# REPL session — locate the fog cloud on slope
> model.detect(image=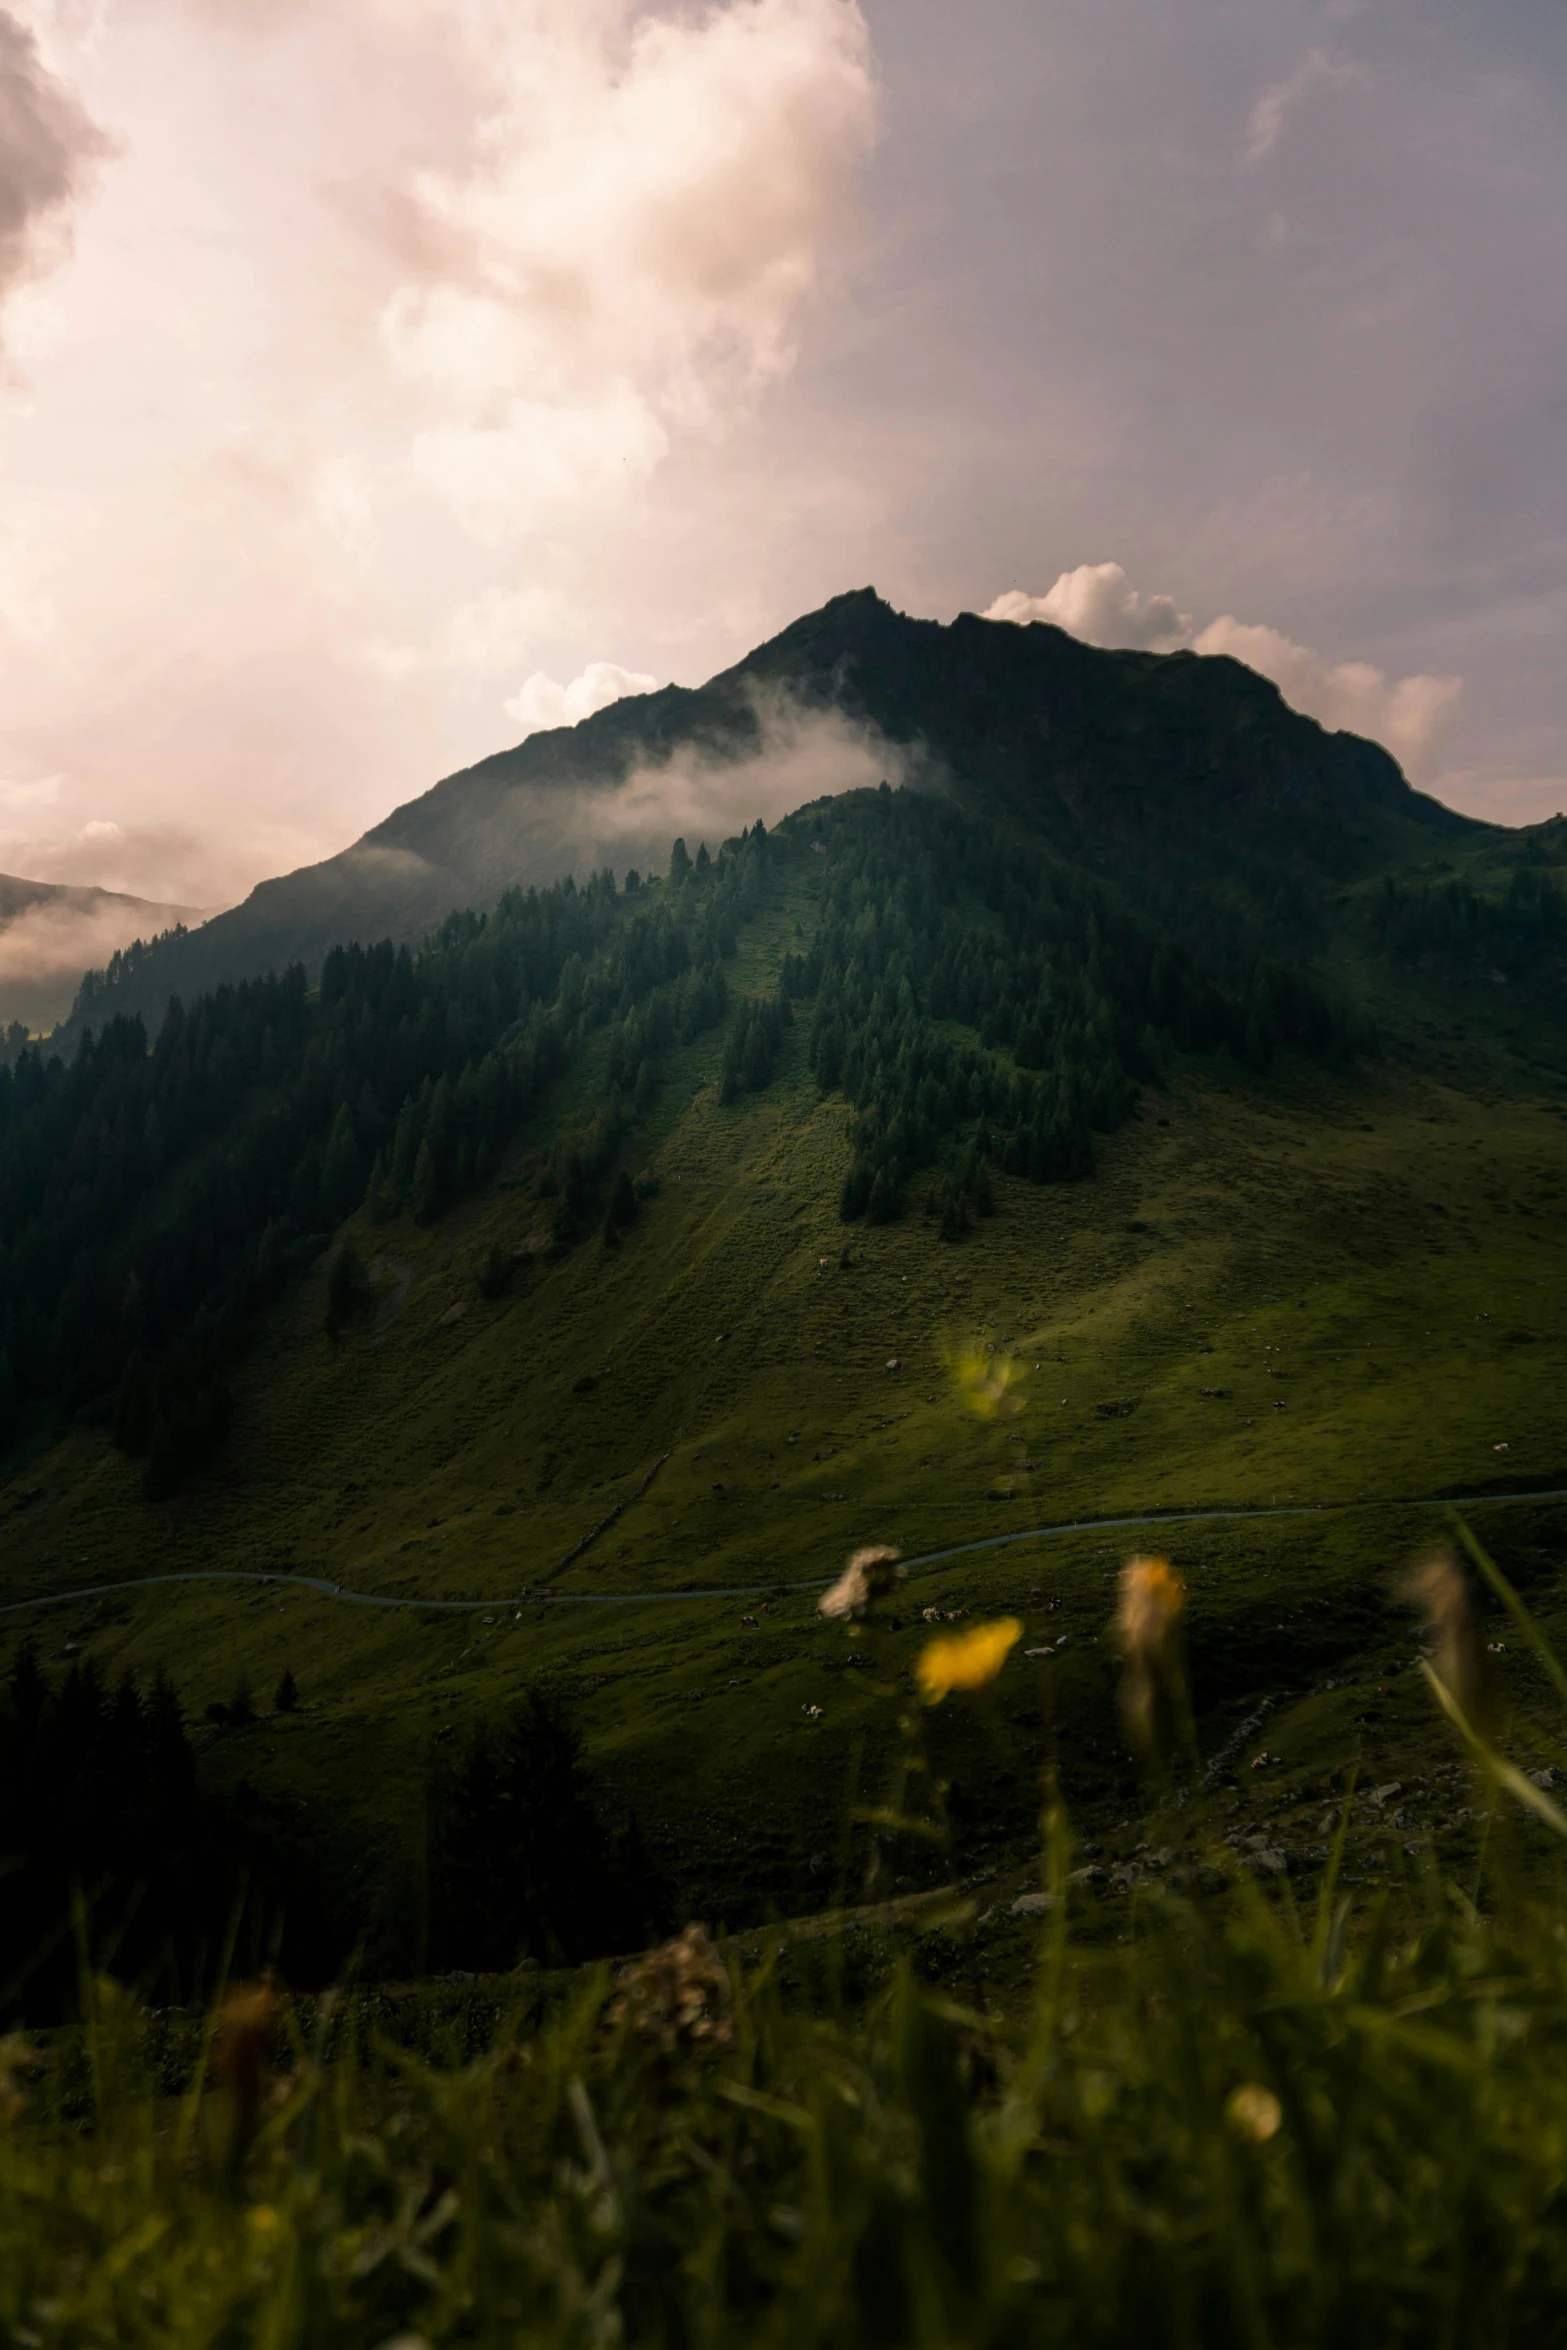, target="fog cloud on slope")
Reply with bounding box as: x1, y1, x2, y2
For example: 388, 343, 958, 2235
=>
386, 687, 915, 920
0, 885, 205, 1031
569, 692, 909, 869
987, 562, 1462, 783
